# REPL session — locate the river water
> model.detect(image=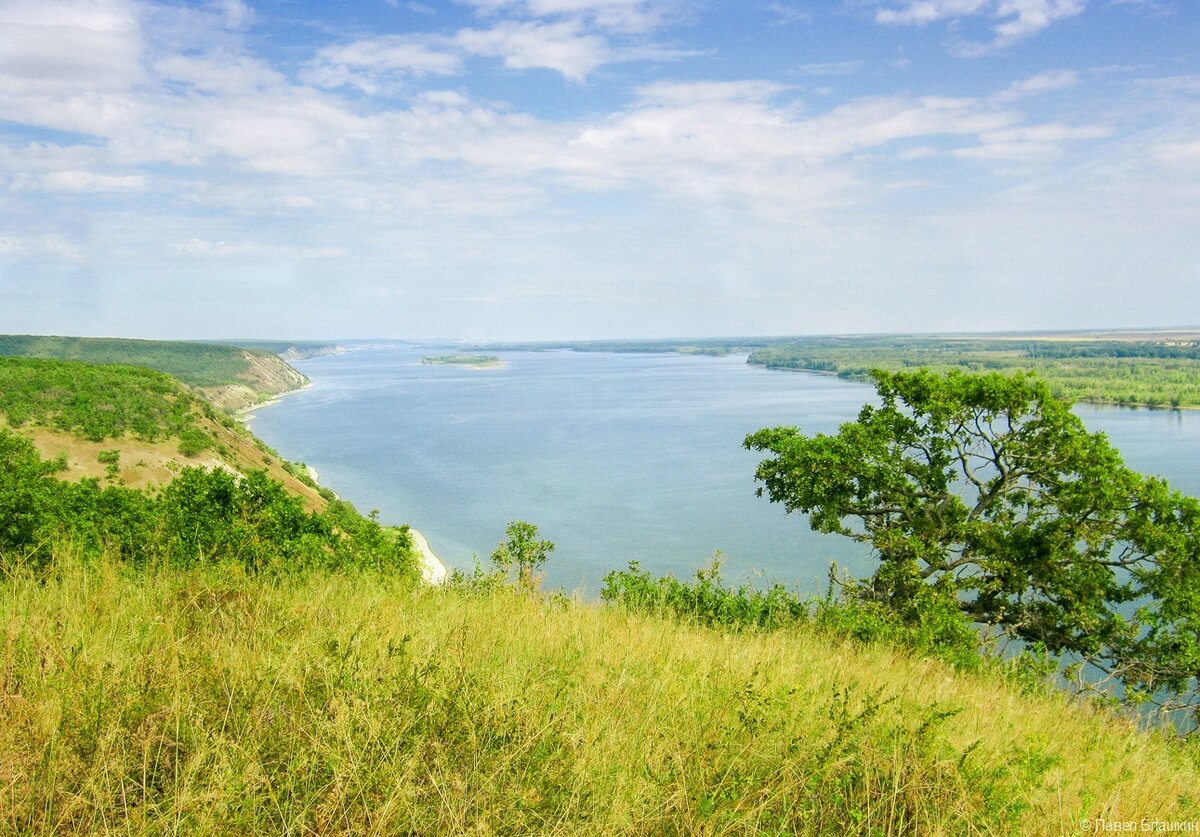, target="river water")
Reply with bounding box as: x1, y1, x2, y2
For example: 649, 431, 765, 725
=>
247, 346, 1200, 594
